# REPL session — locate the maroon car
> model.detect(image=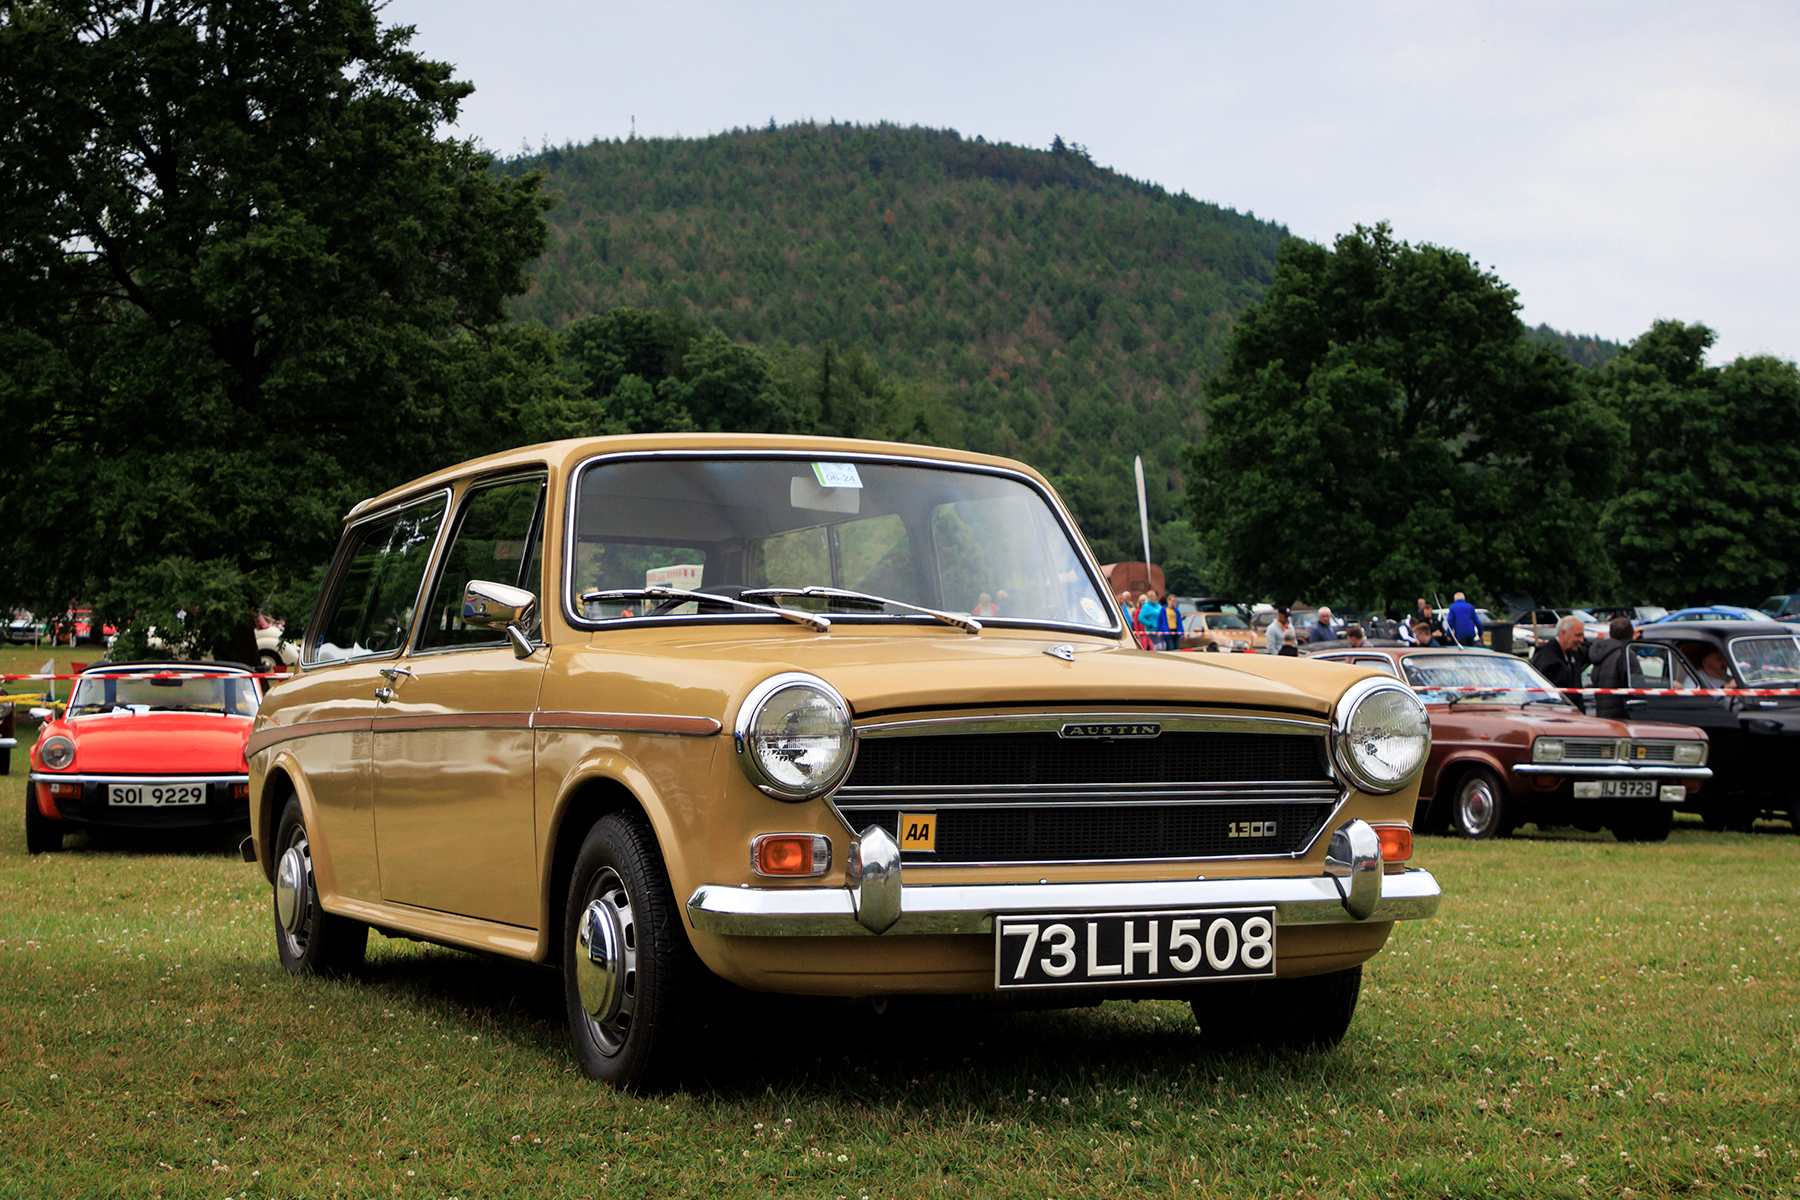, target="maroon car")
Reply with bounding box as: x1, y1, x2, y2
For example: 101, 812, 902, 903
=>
1305, 646, 1710, 841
